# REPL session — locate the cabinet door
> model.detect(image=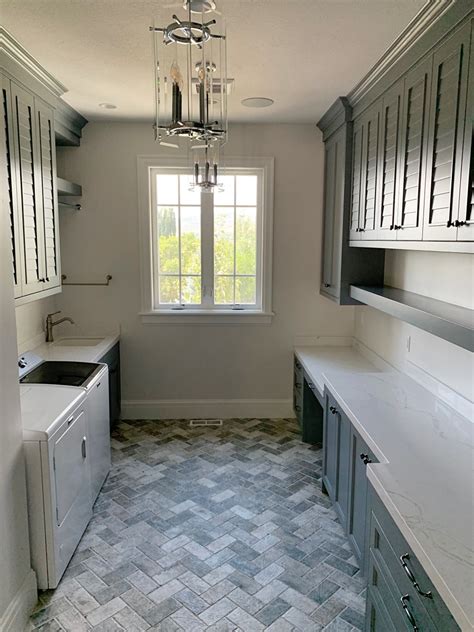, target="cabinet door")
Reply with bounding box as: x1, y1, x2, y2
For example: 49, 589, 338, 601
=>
36, 99, 61, 288
350, 120, 364, 240
87, 372, 111, 501
359, 103, 380, 238
321, 127, 344, 299
2, 78, 24, 297
322, 393, 340, 501
11, 81, 46, 294
423, 22, 471, 241
375, 81, 403, 240
395, 57, 431, 240
347, 429, 375, 573
457, 23, 473, 241
334, 409, 350, 530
